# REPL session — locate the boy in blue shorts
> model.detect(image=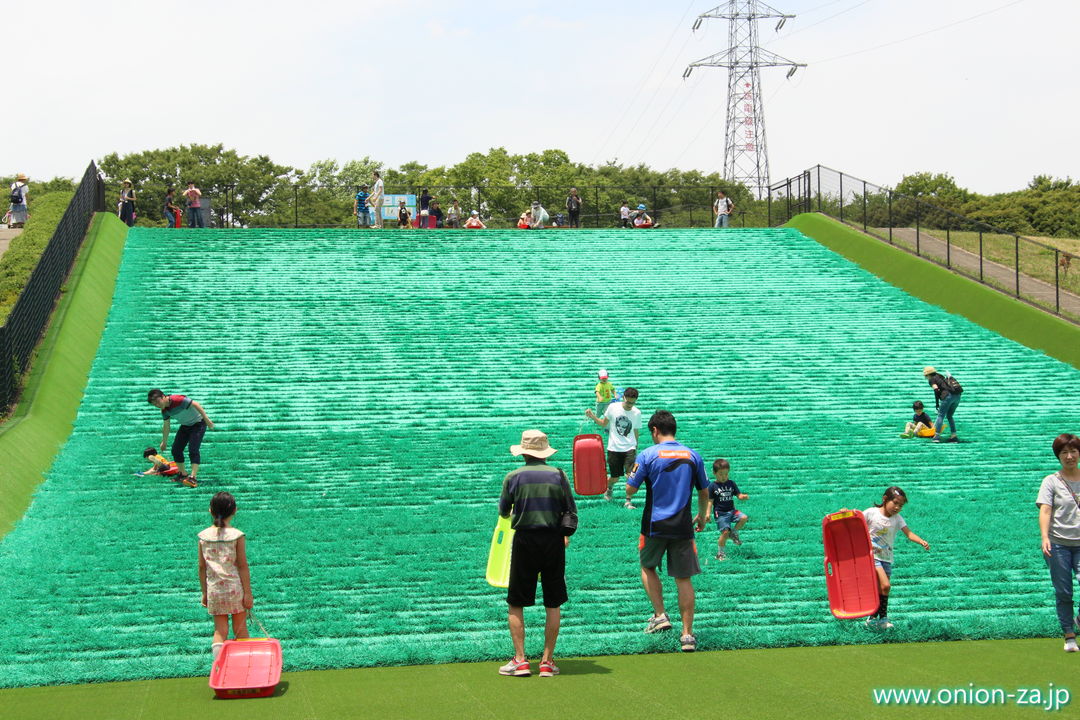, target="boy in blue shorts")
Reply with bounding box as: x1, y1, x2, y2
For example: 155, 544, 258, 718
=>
702, 458, 749, 561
